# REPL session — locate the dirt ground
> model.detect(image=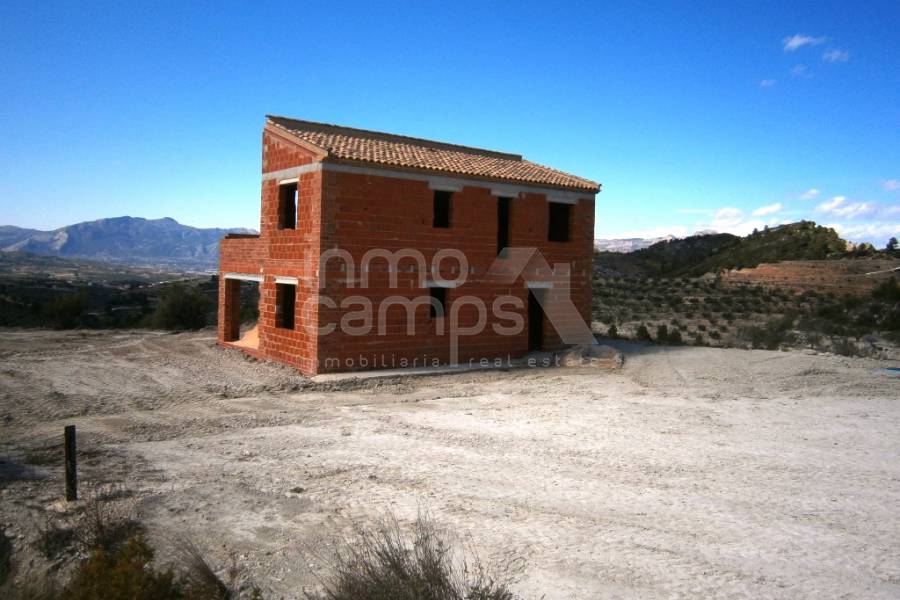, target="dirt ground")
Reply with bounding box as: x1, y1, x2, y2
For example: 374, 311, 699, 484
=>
1, 329, 899, 599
